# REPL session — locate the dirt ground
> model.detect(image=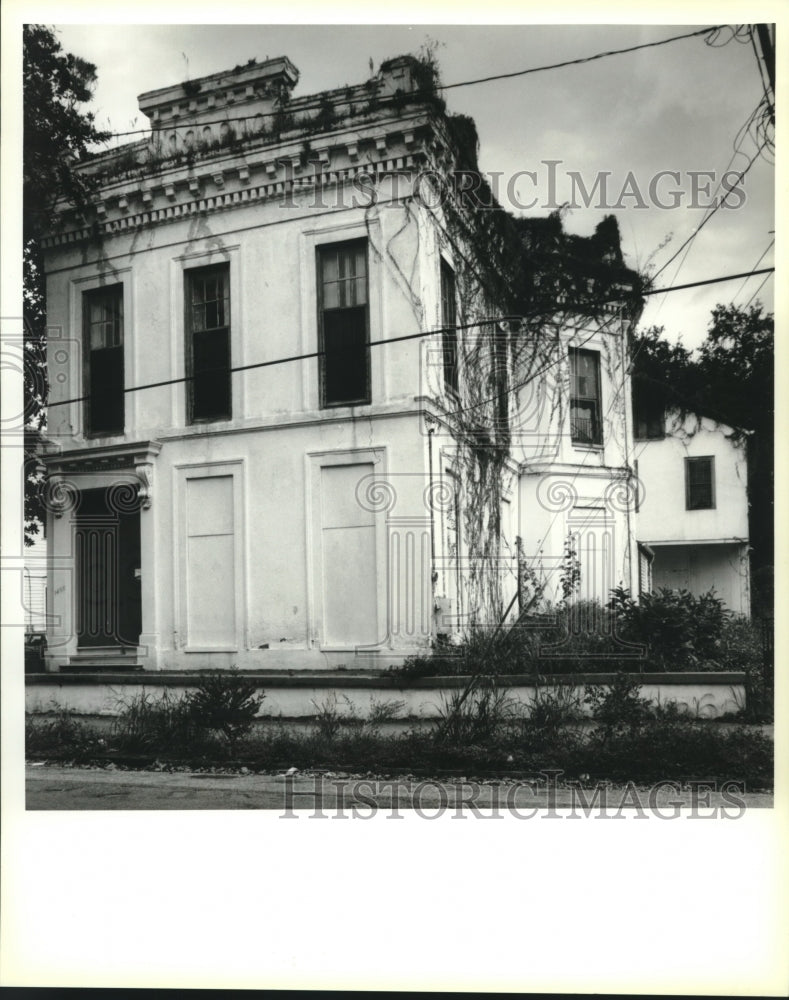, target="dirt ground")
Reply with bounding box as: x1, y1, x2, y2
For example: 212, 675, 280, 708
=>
25, 763, 773, 812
